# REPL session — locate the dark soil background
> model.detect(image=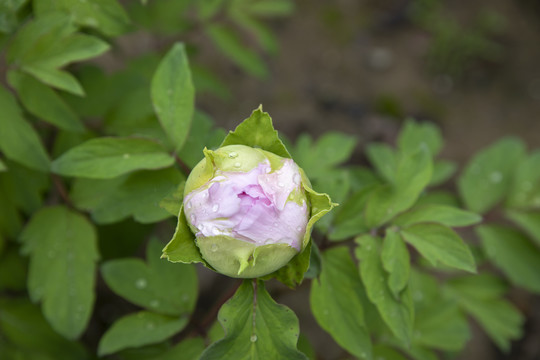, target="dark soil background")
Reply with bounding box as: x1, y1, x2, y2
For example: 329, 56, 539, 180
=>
189, 1, 540, 359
